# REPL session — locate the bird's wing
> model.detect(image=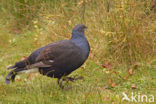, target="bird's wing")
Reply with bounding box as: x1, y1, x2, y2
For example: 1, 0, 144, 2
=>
30, 40, 82, 68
